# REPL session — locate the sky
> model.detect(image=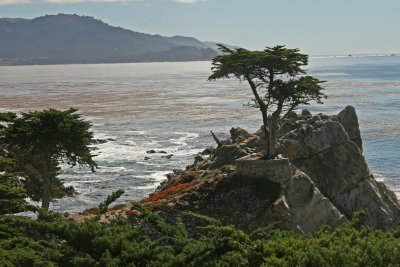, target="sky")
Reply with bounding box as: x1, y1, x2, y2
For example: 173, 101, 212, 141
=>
0, 0, 399, 55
